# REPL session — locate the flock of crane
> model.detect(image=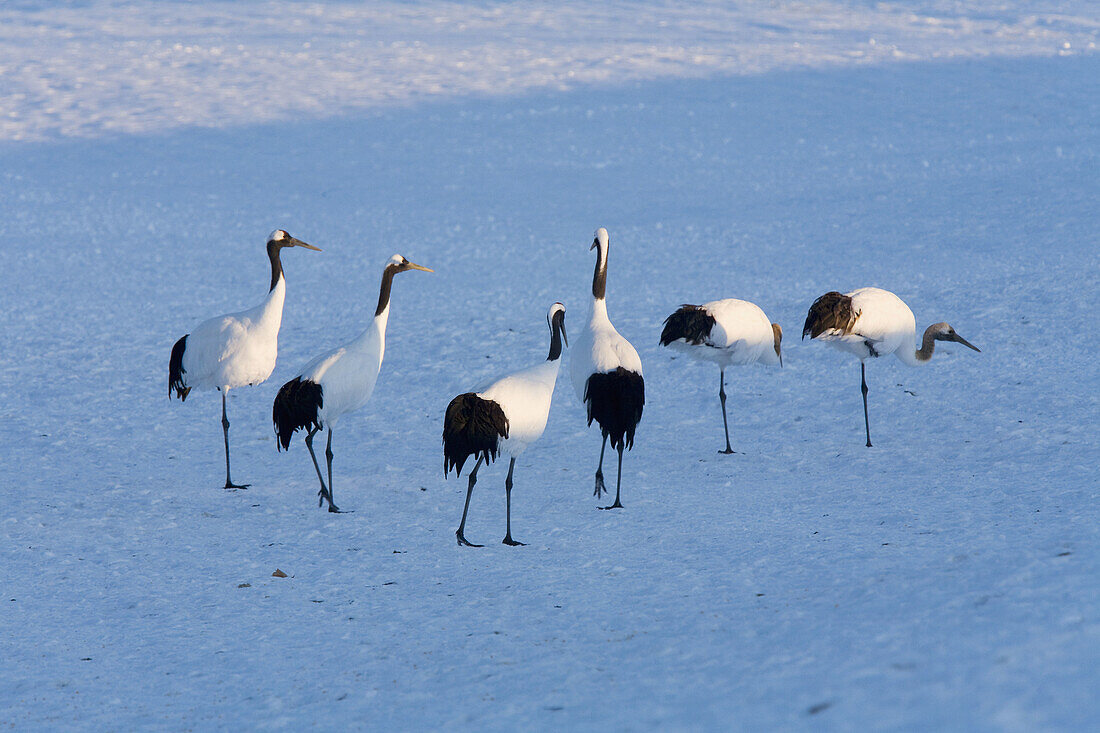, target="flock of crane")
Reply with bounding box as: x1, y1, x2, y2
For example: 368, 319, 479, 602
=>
168, 227, 980, 546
